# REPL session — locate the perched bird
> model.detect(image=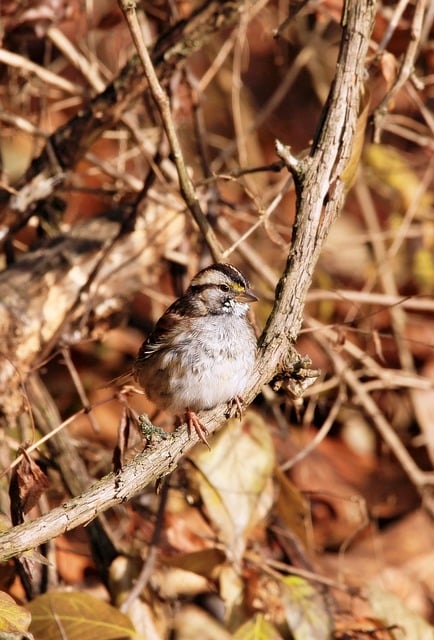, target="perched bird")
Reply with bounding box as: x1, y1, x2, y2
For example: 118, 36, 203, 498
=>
133, 263, 257, 446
